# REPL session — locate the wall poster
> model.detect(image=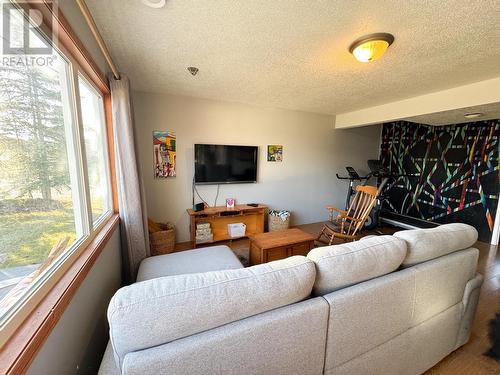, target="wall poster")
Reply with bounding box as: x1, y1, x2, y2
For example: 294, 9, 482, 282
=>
267, 145, 283, 162
153, 130, 176, 178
